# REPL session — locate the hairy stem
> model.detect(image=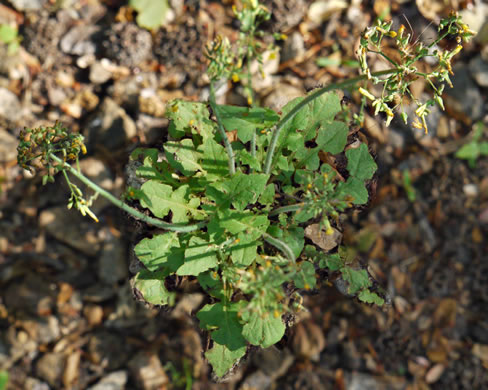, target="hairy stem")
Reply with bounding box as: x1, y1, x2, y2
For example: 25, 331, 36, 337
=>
263, 68, 401, 175
209, 82, 236, 175
263, 233, 296, 263
50, 155, 205, 233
